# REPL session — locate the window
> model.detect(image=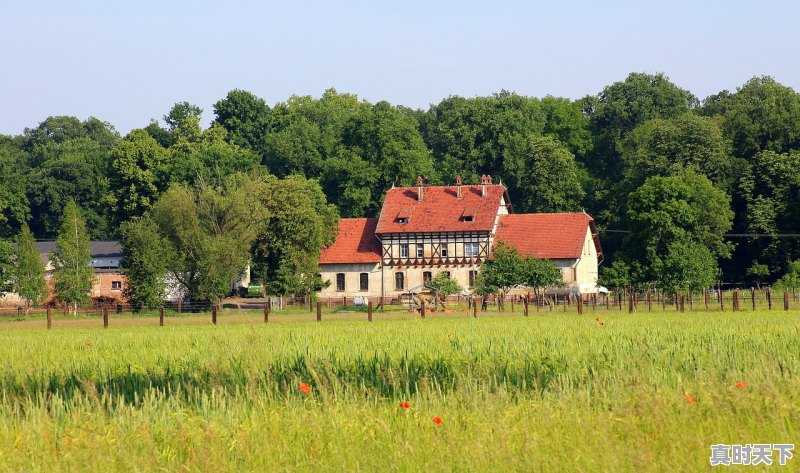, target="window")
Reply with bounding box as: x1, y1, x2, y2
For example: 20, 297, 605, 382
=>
423, 271, 432, 284
399, 244, 409, 258
461, 215, 474, 222
397, 217, 408, 224
111, 281, 122, 290
469, 270, 477, 288
359, 273, 369, 291
464, 242, 479, 257
416, 244, 424, 258
336, 273, 345, 291
395, 272, 405, 290
440, 246, 448, 258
